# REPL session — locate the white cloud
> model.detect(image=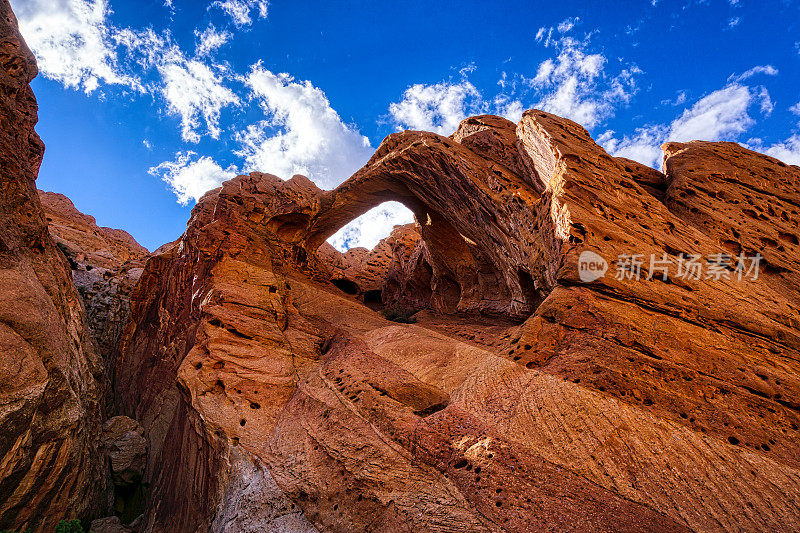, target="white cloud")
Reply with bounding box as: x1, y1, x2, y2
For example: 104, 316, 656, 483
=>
526, 26, 641, 129
557, 17, 579, 33
668, 84, 756, 141
328, 202, 415, 252
114, 27, 240, 143
148, 151, 238, 205
661, 90, 687, 106
388, 79, 484, 134
195, 24, 232, 57
731, 64, 778, 82
530, 44, 640, 128
210, 0, 268, 27
17, 2, 241, 143
235, 64, 373, 189
760, 135, 800, 166
601, 83, 770, 167
493, 94, 525, 122
158, 59, 239, 143
598, 126, 667, 168
727, 17, 740, 28
13, 0, 138, 93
